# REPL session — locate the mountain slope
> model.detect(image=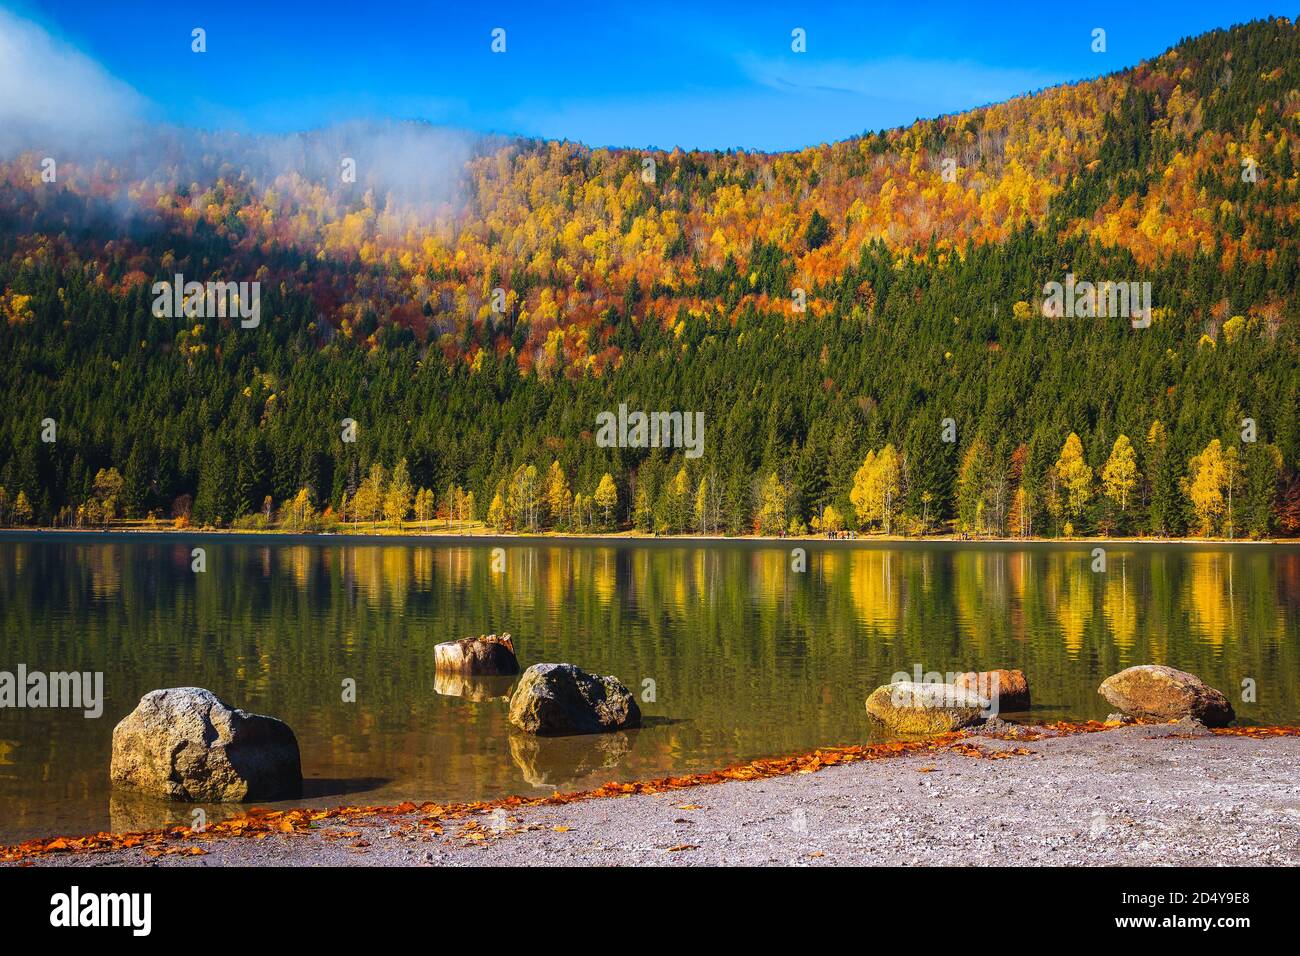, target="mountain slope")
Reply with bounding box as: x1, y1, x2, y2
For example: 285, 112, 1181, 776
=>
0, 18, 1297, 536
